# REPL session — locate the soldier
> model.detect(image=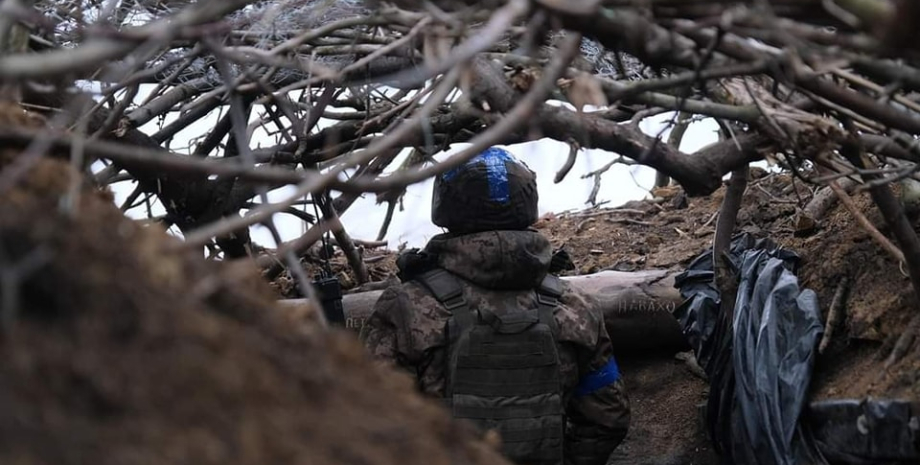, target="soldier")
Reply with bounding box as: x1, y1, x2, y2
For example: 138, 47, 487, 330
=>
360, 147, 630, 465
